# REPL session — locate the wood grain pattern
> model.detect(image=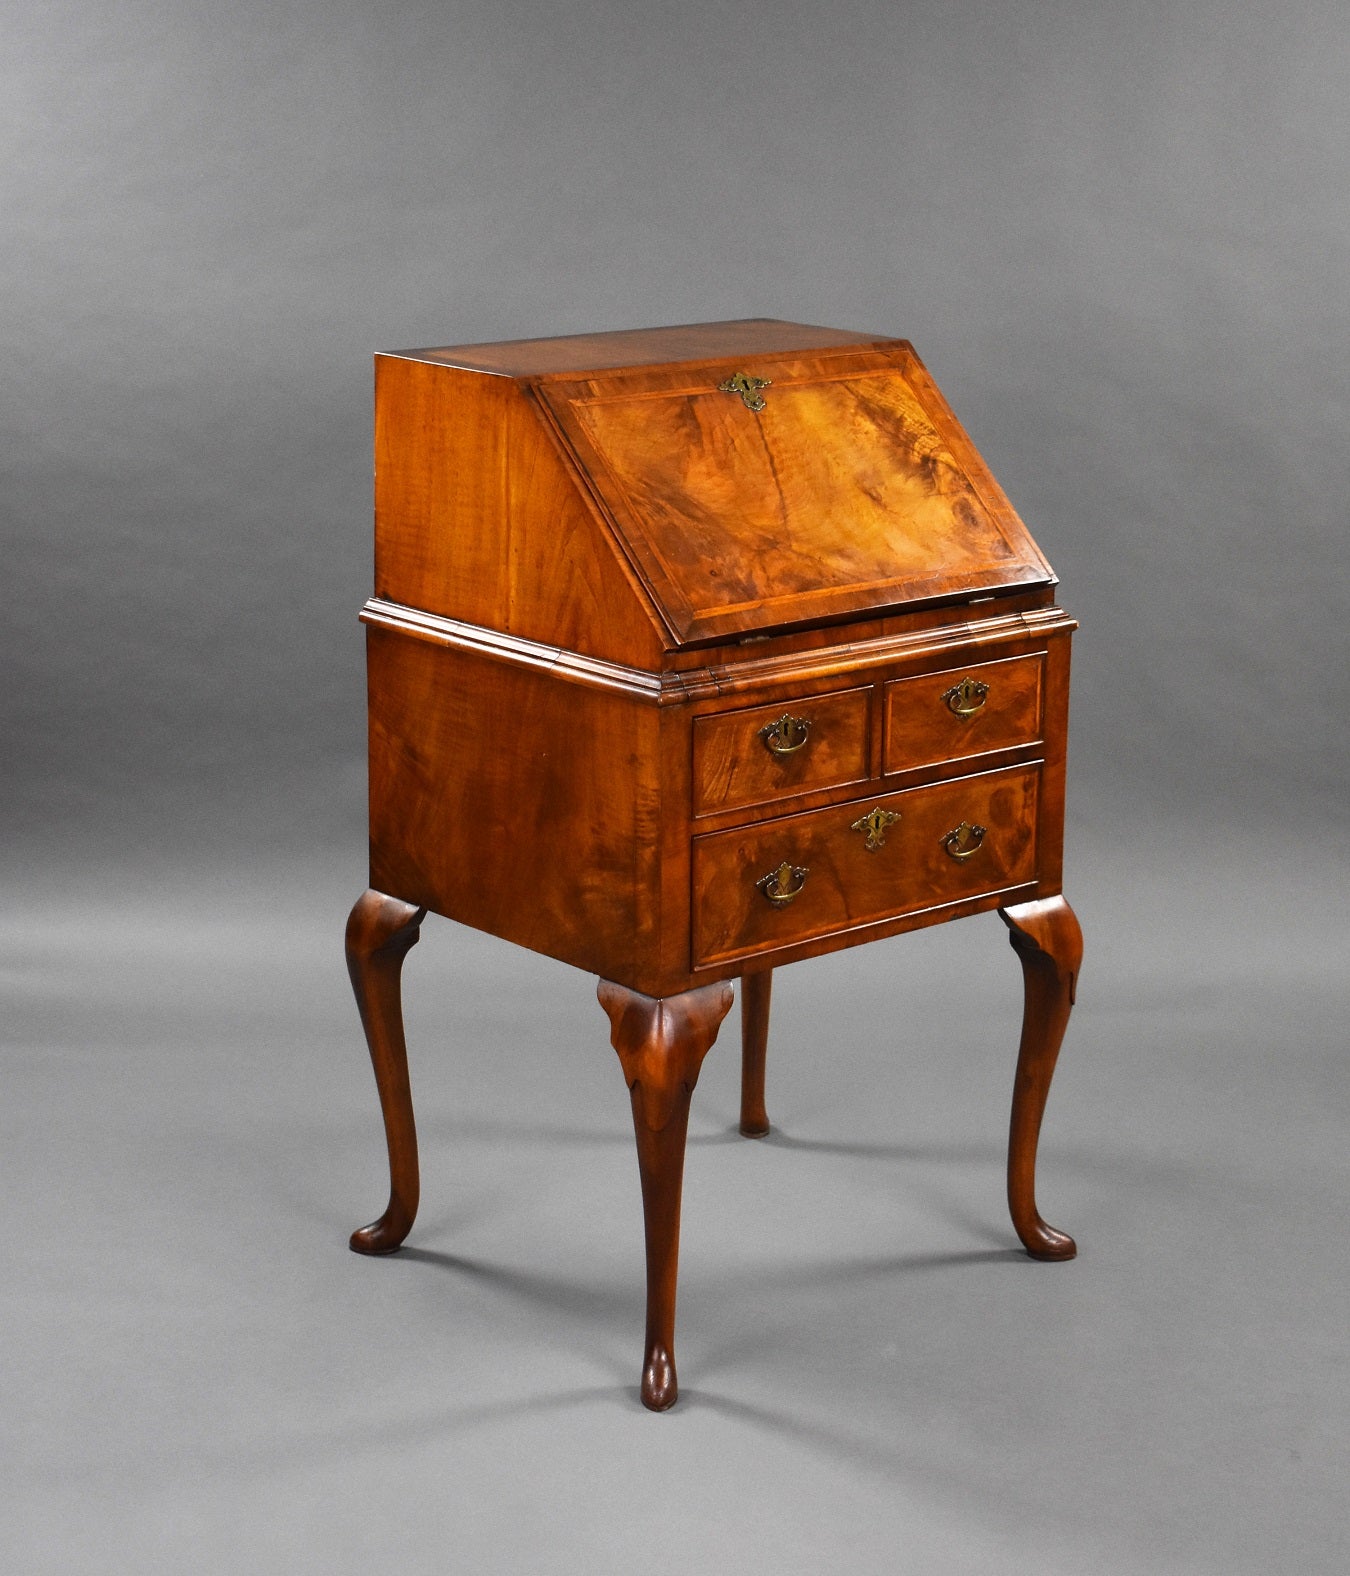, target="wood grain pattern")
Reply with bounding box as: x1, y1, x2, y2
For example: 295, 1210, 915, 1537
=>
1000, 896, 1083, 1260
374, 356, 667, 667
541, 351, 1054, 643
883, 653, 1044, 775
667, 604, 1074, 697
345, 889, 426, 1255
363, 616, 1070, 997
361, 592, 1074, 708
692, 686, 870, 816
405, 318, 891, 377
598, 978, 735, 1410
691, 764, 1040, 969
1033, 632, 1073, 895
366, 626, 662, 984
